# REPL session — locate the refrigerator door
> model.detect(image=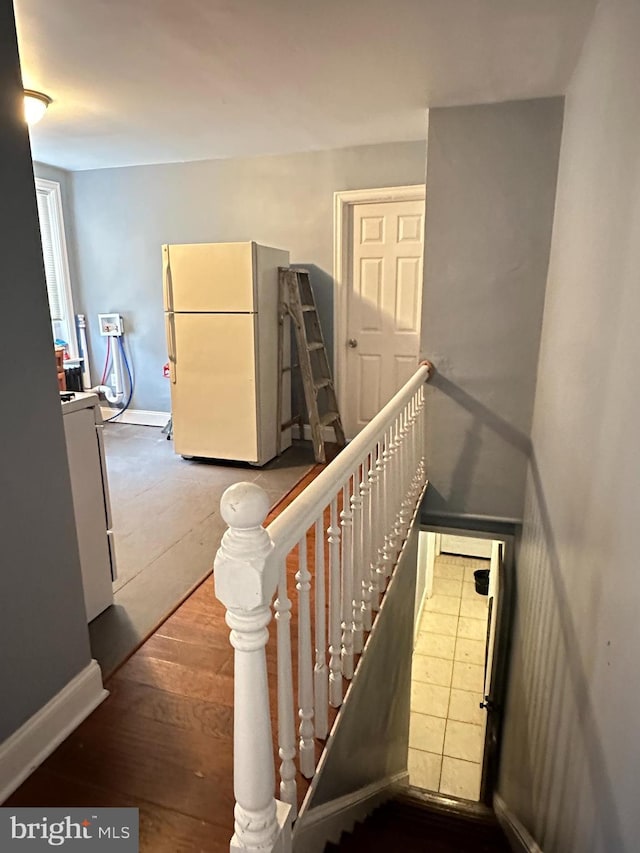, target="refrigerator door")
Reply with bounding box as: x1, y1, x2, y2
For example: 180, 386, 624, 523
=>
163, 242, 256, 313
170, 312, 259, 461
